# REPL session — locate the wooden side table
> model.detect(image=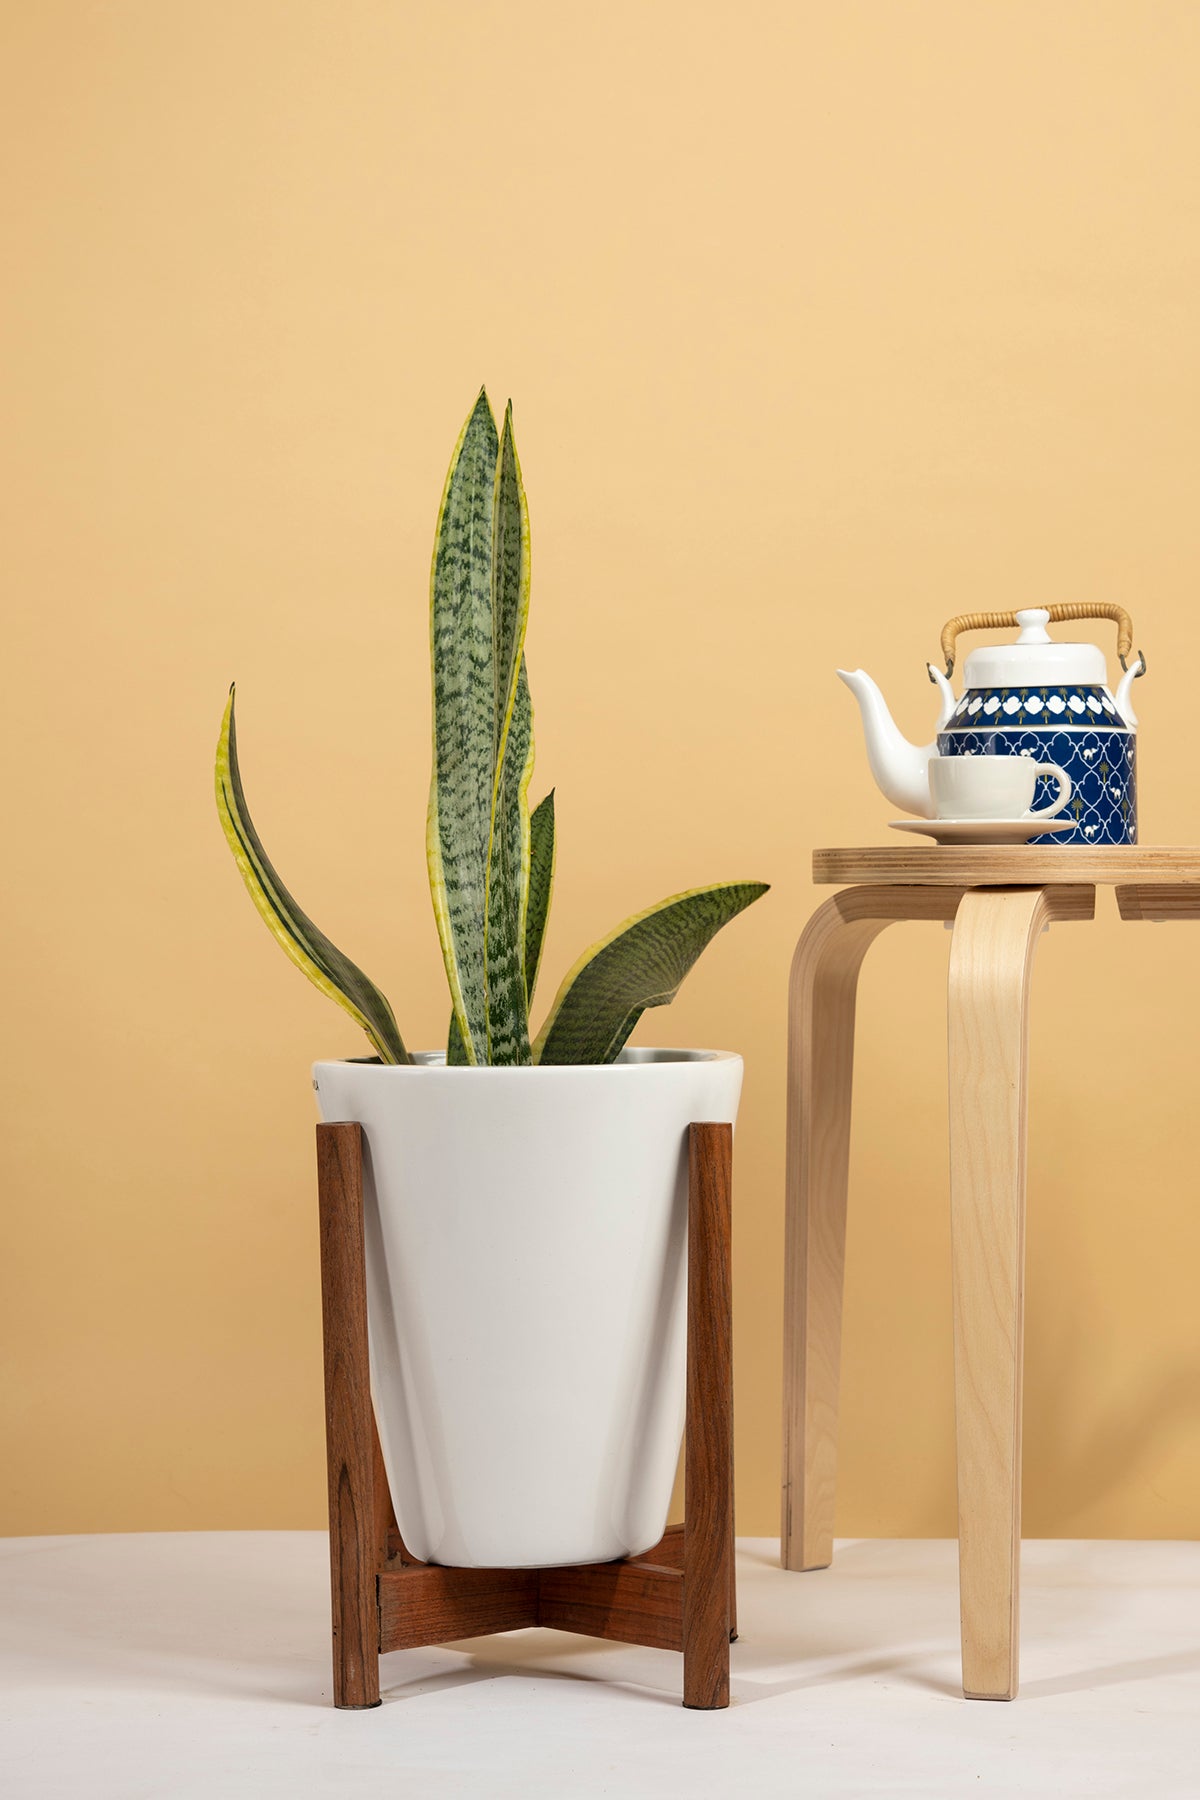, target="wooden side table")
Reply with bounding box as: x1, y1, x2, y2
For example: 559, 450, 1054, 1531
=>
781, 845, 1200, 1700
